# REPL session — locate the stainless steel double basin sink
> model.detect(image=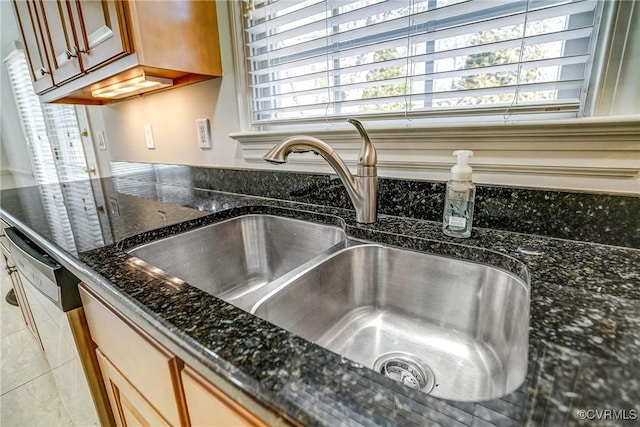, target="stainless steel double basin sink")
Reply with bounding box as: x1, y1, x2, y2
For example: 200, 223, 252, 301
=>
128, 214, 530, 402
